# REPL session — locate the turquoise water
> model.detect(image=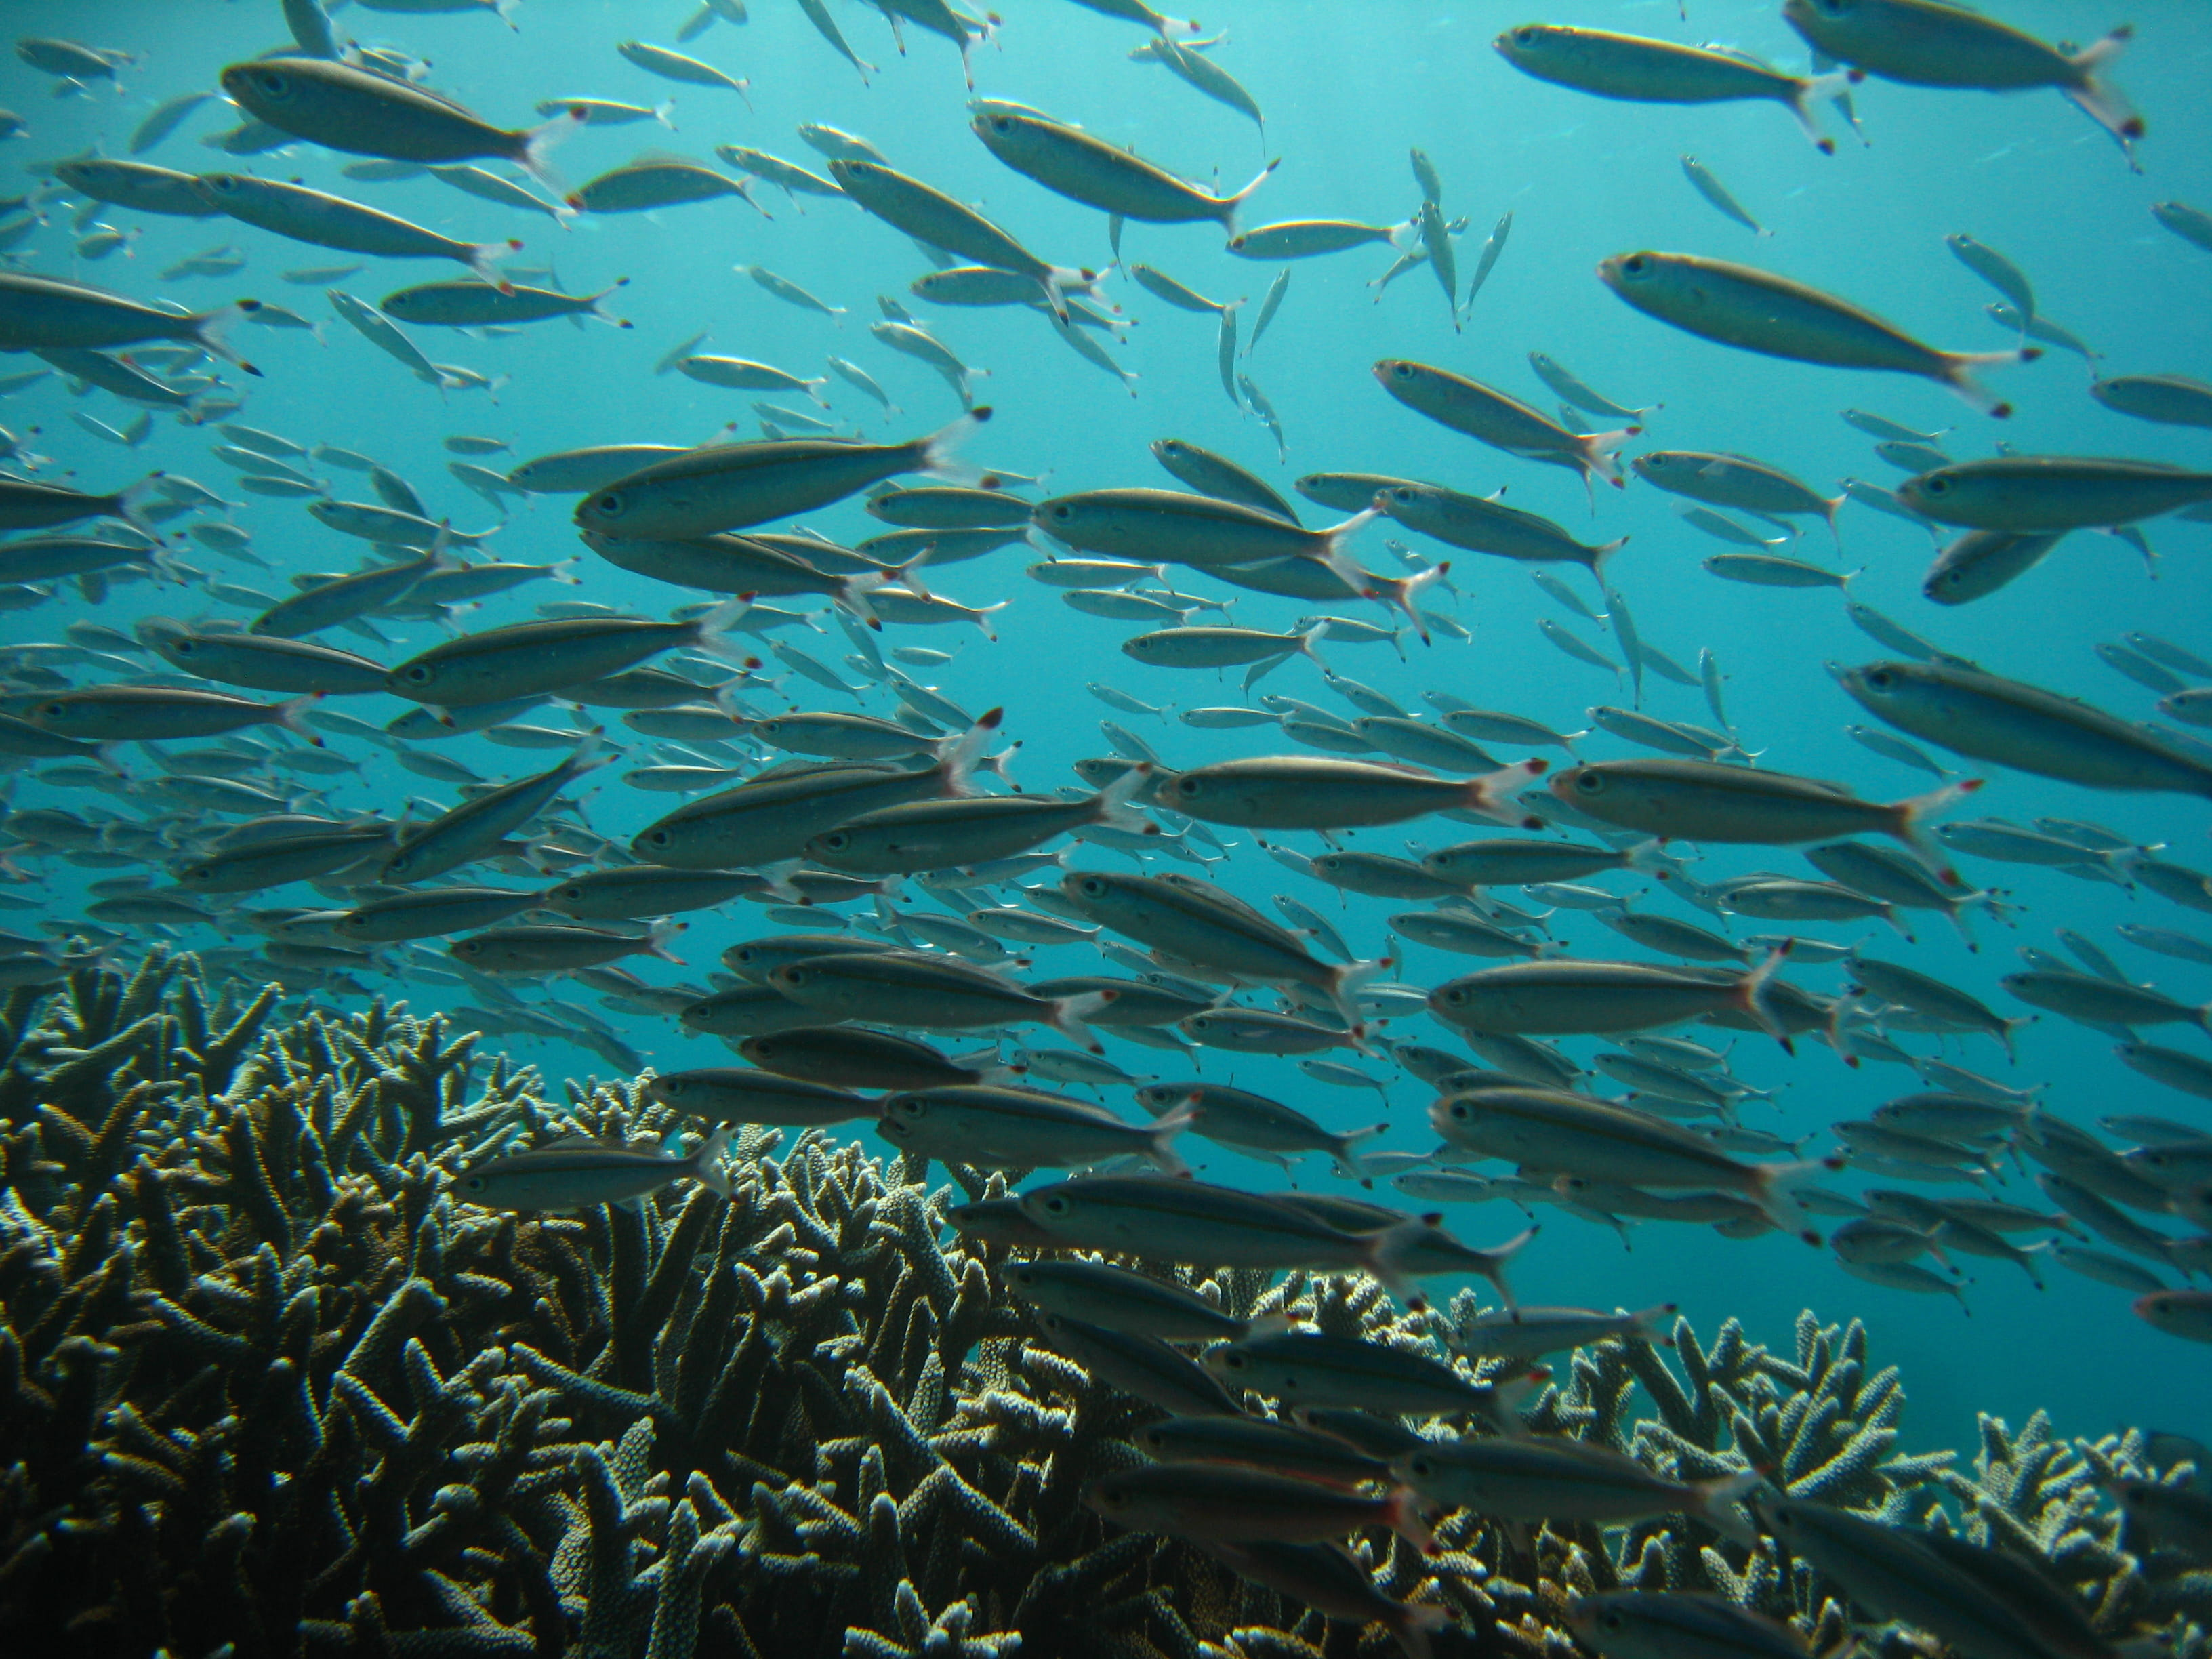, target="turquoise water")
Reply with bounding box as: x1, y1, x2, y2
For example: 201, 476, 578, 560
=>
6, 0, 2212, 1467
